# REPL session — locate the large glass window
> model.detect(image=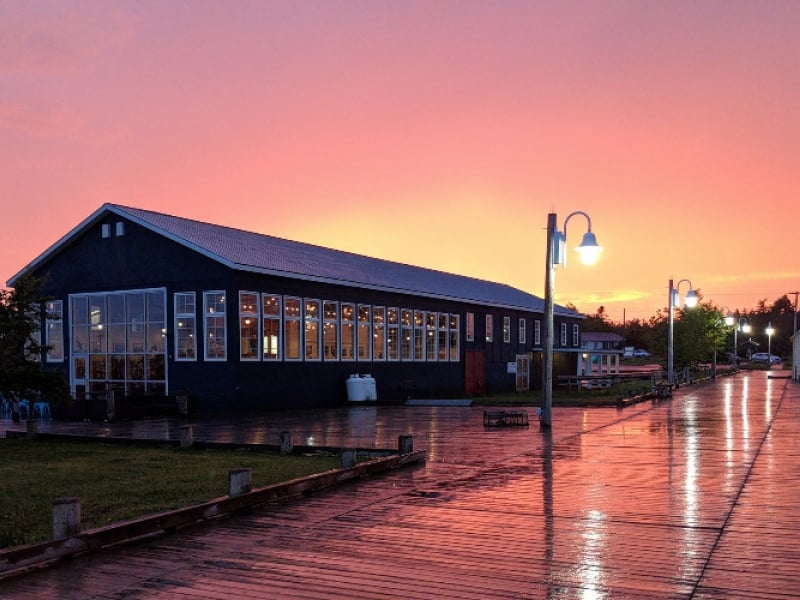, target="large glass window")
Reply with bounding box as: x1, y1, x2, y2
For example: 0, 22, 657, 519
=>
466, 312, 474, 342
239, 292, 259, 360
304, 299, 321, 360
70, 289, 167, 397
372, 307, 386, 360
401, 309, 413, 360
437, 313, 448, 361
503, 317, 511, 343
426, 312, 437, 361
413, 310, 425, 361
357, 304, 371, 360
387, 307, 399, 361
45, 300, 64, 362
284, 297, 301, 360
204, 291, 226, 360
341, 303, 355, 361
449, 313, 460, 361
323, 301, 339, 360
174, 292, 196, 361
262, 294, 281, 360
